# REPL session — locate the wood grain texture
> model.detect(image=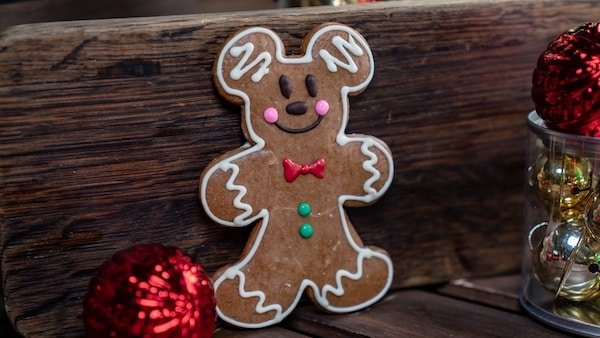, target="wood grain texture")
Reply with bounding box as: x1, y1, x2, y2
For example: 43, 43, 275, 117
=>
286, 290, 568, 337
1, 0, 599, 336
213, 326, 309, 338
0, 0, 278, 31
435, 274, 521, 312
